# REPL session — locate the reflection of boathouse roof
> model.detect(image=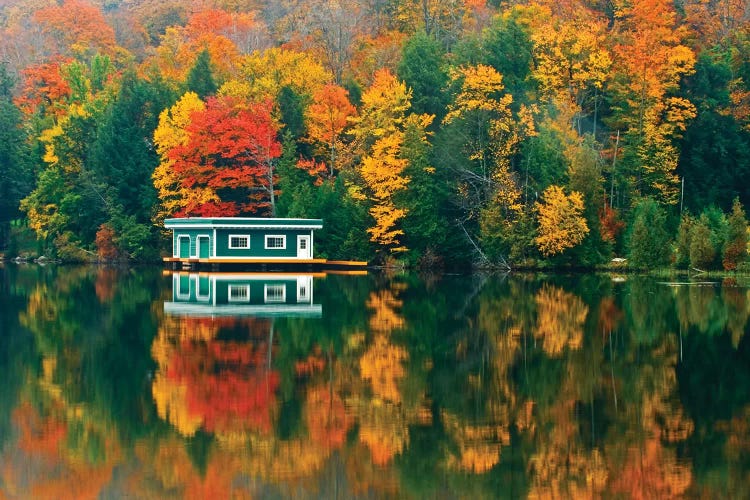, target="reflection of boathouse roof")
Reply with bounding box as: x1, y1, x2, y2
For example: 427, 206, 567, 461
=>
163, 302, 322, 318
